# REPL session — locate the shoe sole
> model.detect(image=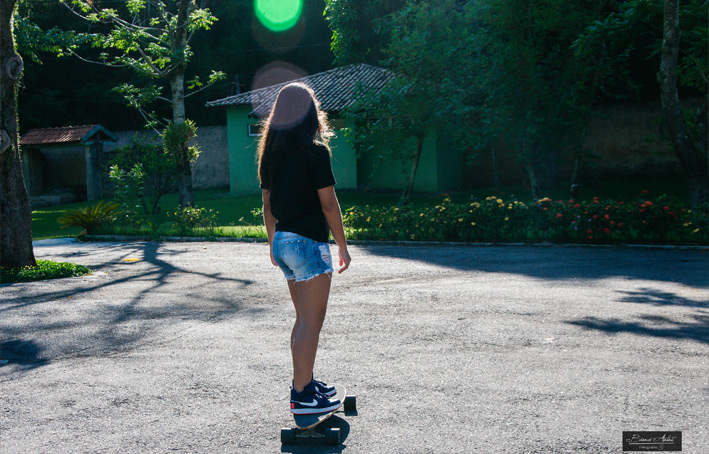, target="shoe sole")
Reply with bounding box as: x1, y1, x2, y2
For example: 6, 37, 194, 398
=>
291, 402, 342, 415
